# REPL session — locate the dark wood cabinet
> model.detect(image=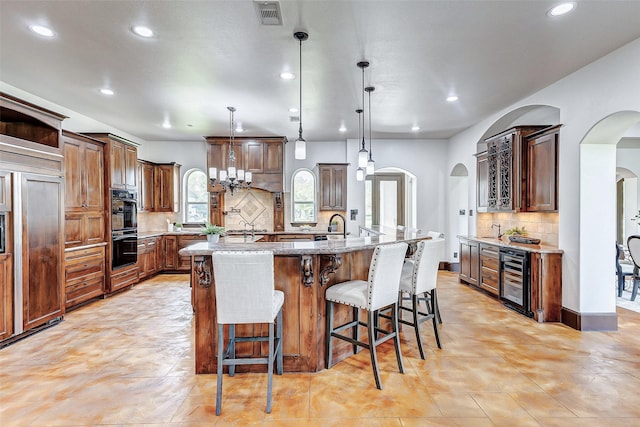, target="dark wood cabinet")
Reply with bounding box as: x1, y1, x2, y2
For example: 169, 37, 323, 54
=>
0, 253, 13, 340
63, 131, 106, 248
530, 252, 563, 322
21, 173, 64, 330
83, 133, 138, 191
480, 126, 548, 212
138, 160, 180, 213
459, 238, 479, 286
64, 246, 105, 309
0, 171, 11, 211
177, 235, 207, 271
137, 236, 159, 280
206, 136, 285, 193
479, 243, 500, 296
318, 163, 348, 211
526, 126, 559, 212
155, 163, 180, 212
138, 160, 155, 212
161, 235, 178, 270
110, 265, 138, 293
